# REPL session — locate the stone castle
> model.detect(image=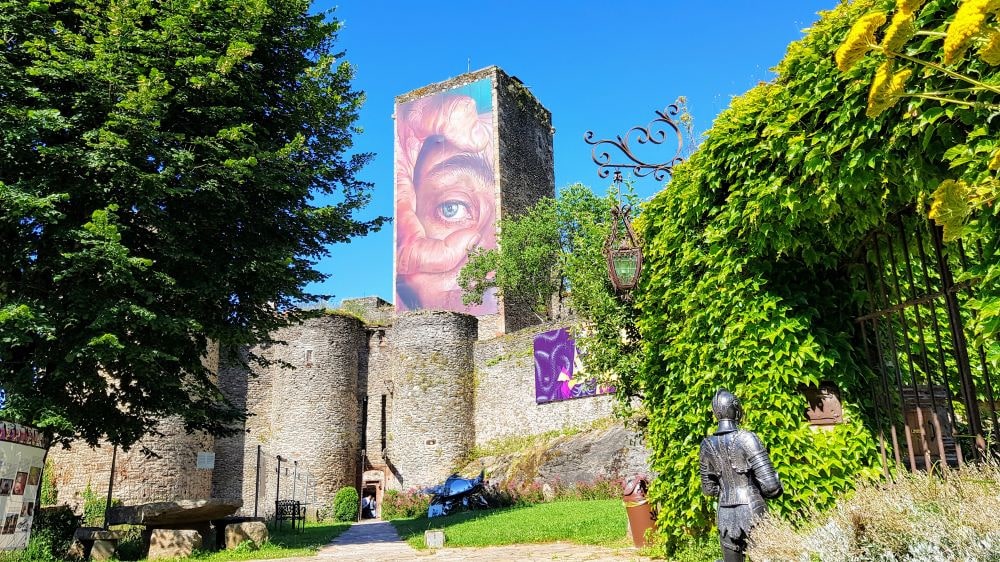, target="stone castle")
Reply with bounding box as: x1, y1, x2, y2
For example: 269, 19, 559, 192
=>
47, 67, 626, 518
